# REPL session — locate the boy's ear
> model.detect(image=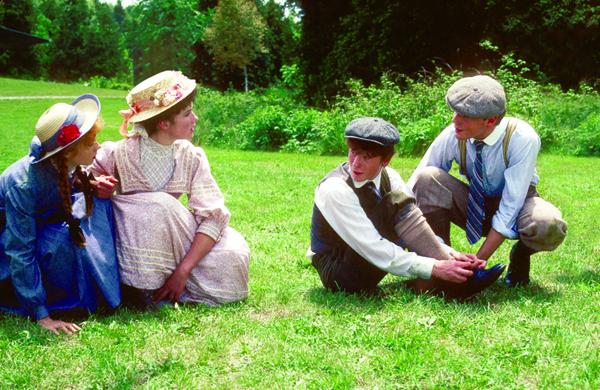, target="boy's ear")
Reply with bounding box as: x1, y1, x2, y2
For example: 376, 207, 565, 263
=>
485, 116, 499, 127
382, 156, 392, 167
